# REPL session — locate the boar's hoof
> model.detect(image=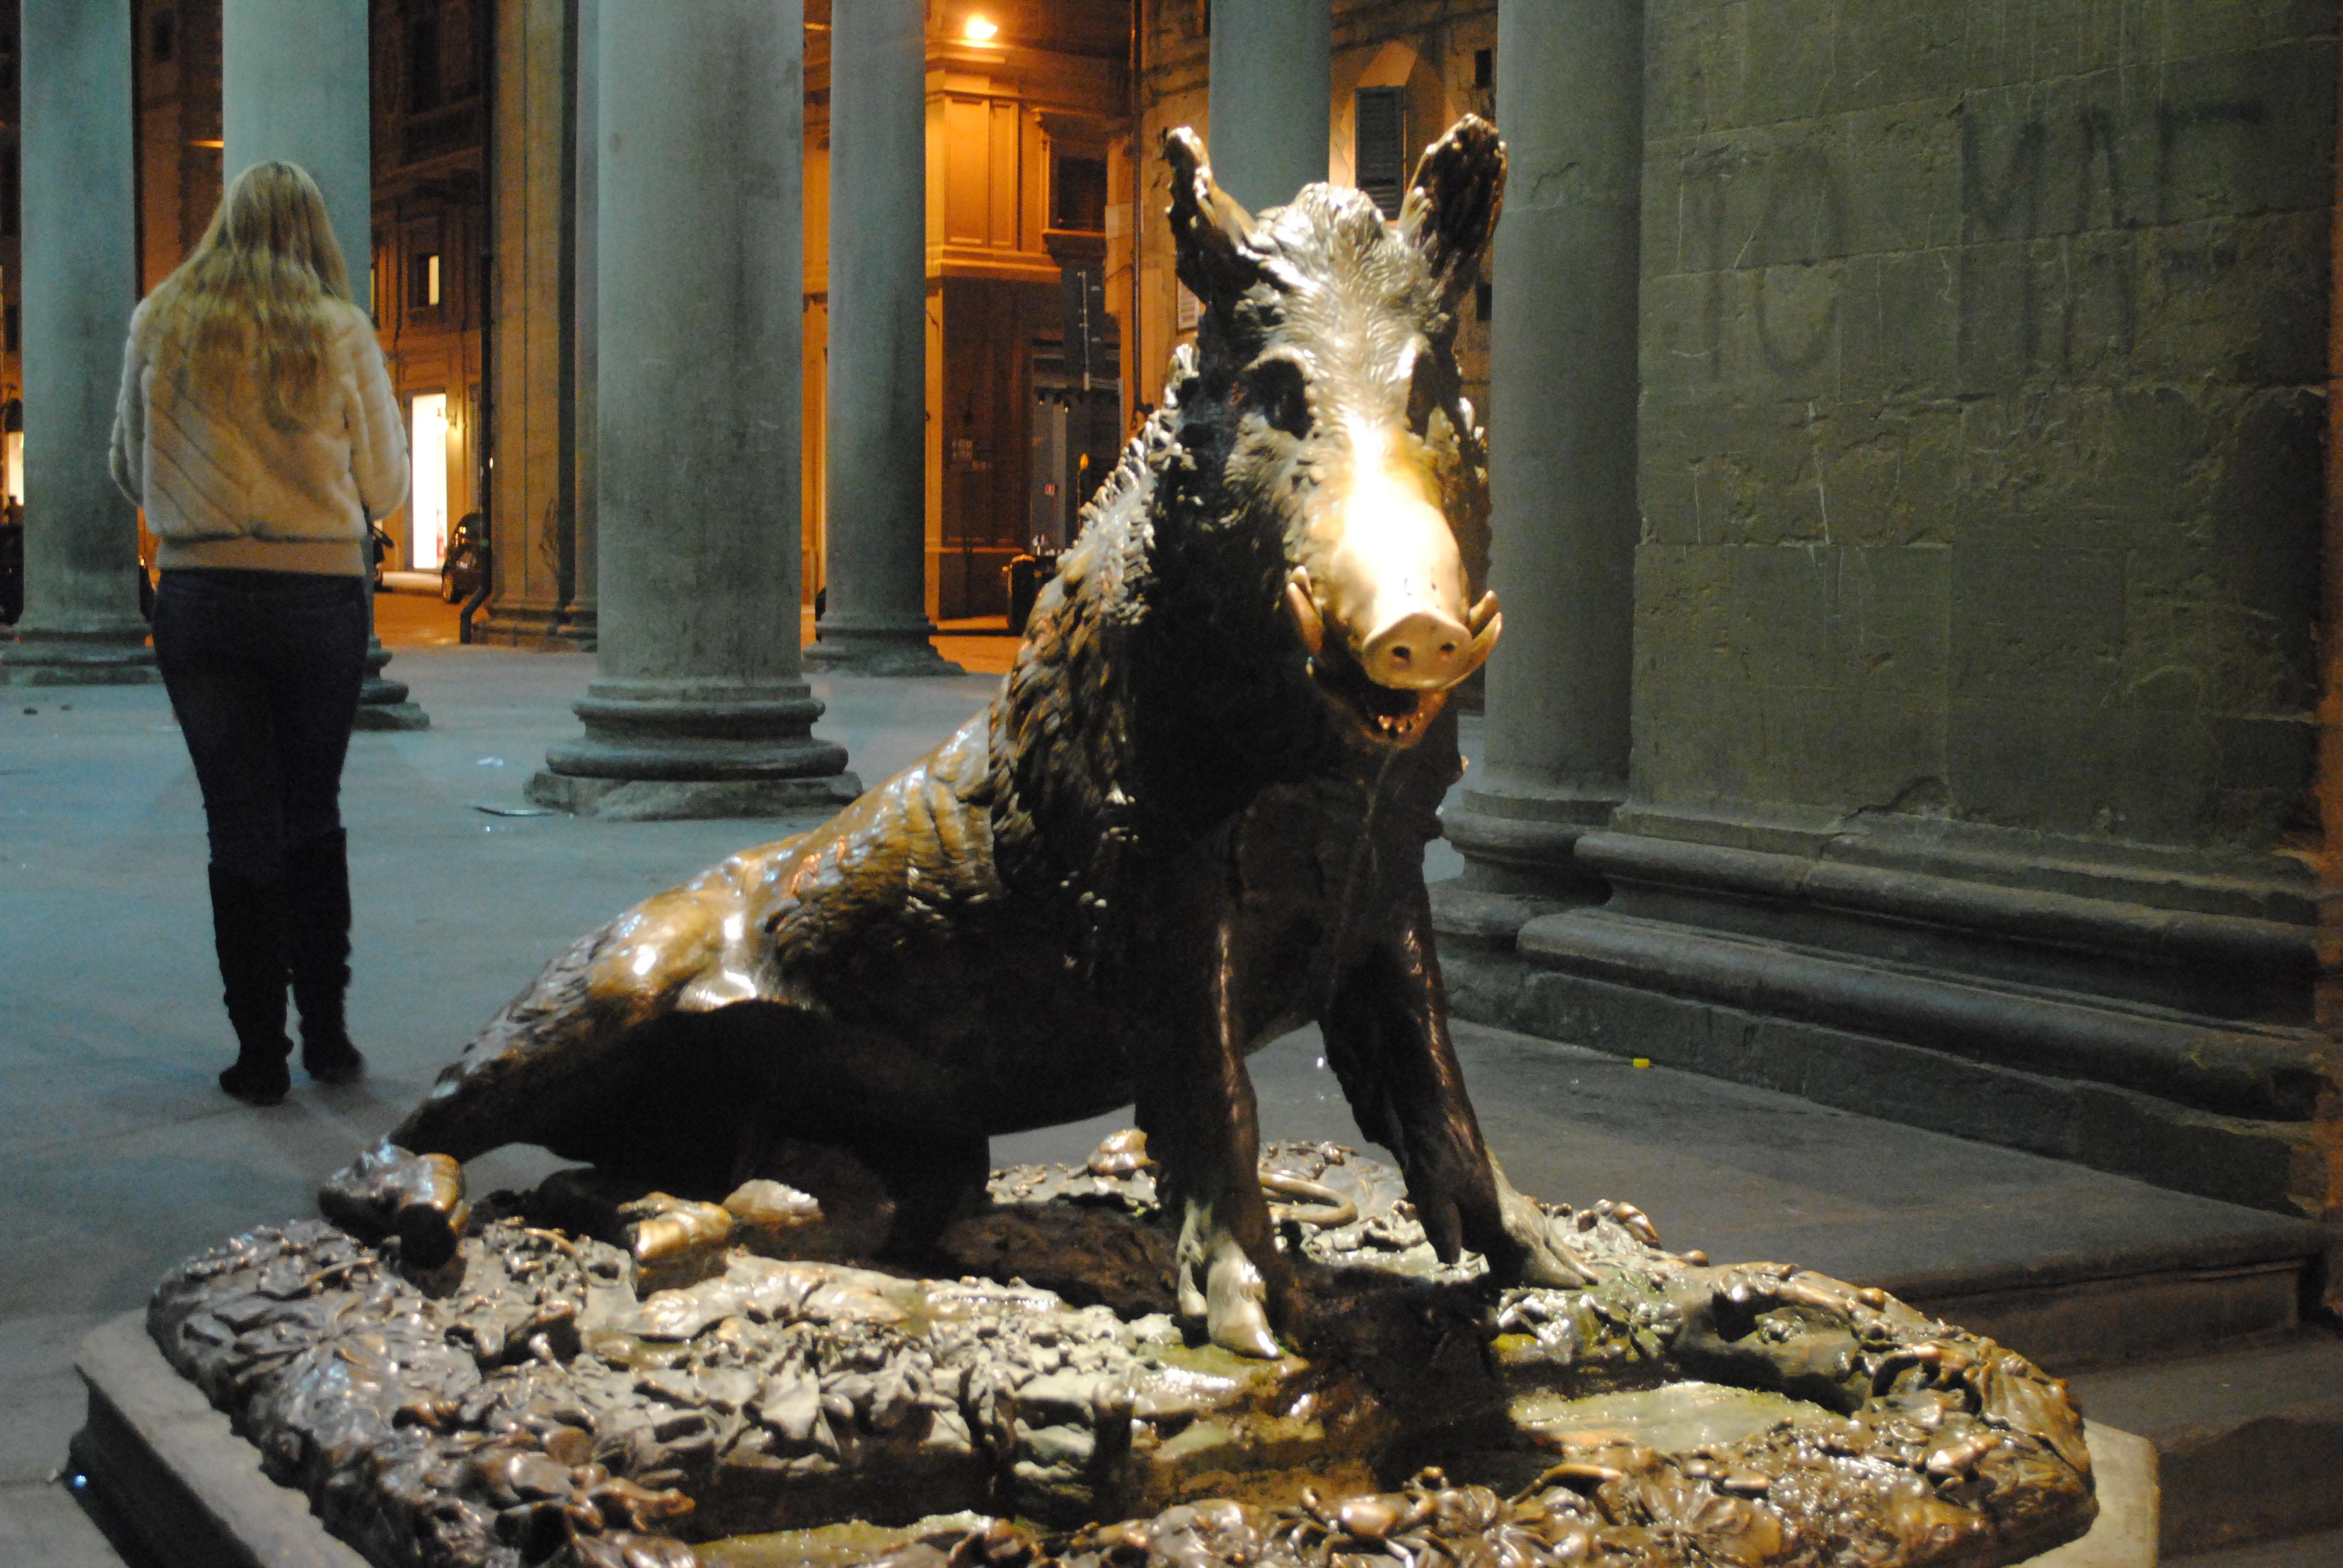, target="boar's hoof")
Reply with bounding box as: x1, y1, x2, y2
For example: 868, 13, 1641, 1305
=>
1499, 1184, 1597, 1290
1208, 1245, 1283, 1359
1176, 1220, 1285, 1359
620, 1192, 739, 1290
